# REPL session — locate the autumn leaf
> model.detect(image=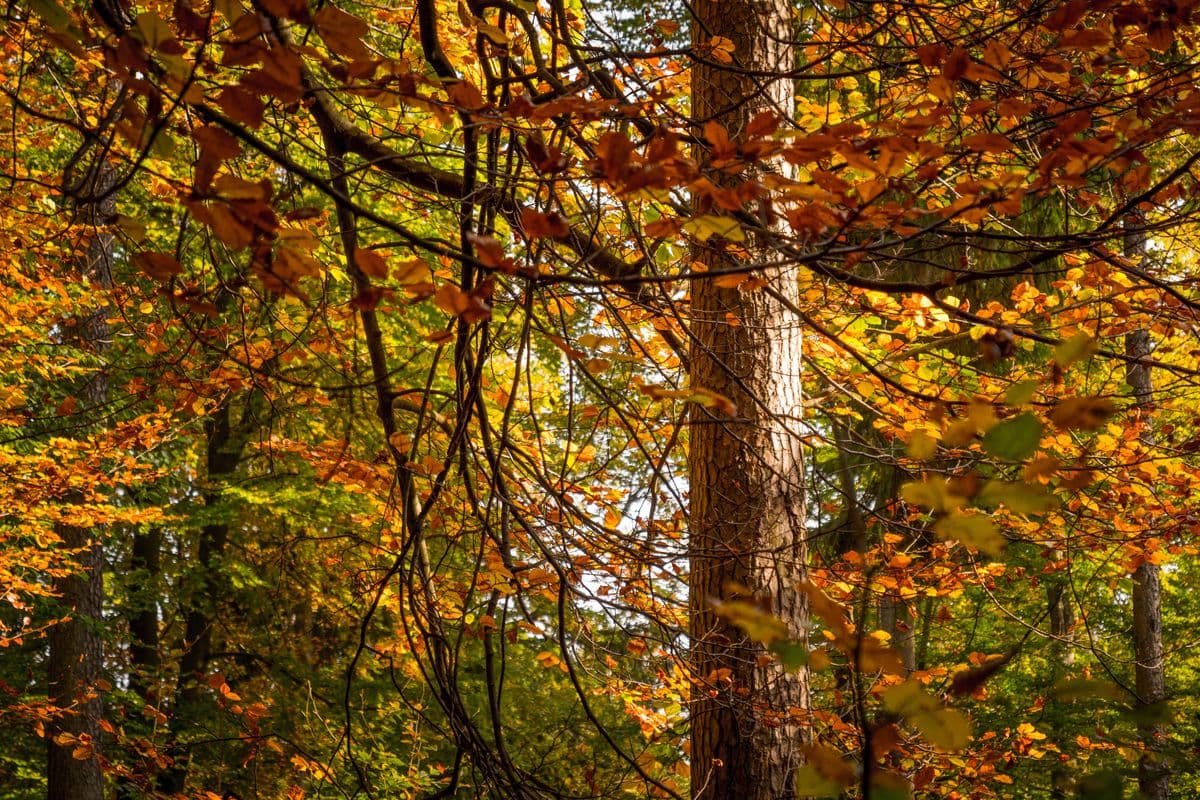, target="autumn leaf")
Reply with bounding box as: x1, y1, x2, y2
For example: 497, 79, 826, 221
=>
353, 248, 389, 279
434, 284, 491, 323
520, 208, 570, 239
1049, 397, 1116, 430
314, 5, 370, 61
712, 599, 789, 644
133, 252, 183, 281
933, 512, 1004, 556
883, 680, 972, 751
